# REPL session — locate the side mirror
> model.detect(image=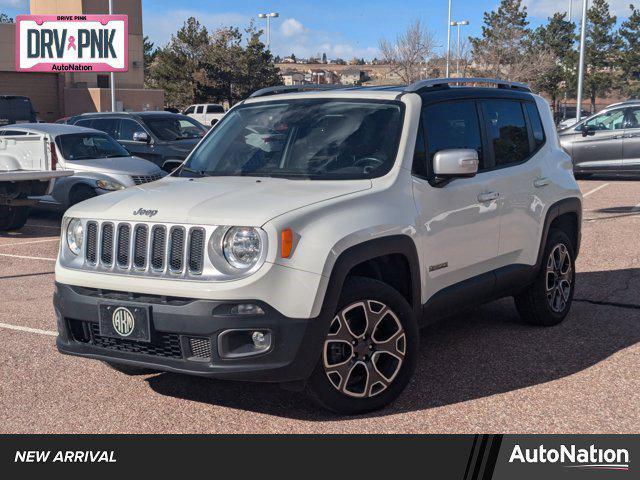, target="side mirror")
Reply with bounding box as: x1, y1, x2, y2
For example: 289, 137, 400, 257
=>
132, 131, 150, 143
581, 124, 593, 137
433, 149, 479, 181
